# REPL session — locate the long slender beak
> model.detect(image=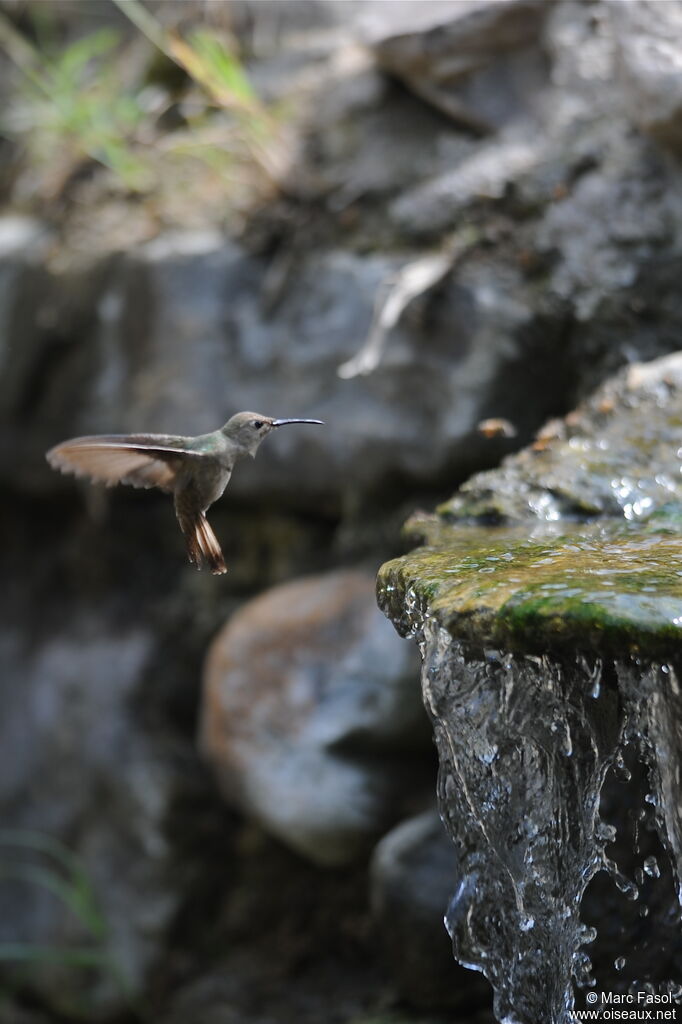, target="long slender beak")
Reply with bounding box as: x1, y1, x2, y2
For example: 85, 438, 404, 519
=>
271, 418, 324, 427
